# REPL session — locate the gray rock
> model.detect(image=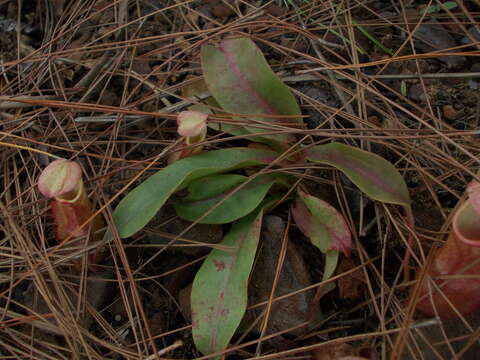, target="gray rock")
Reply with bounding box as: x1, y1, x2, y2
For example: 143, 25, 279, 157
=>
414, 19, 466, 69
176, 216, 314, 343
408, 83, 428, 102
297, 85, 337, 129
461, 25, 480, 46
246, 215, 313, 337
